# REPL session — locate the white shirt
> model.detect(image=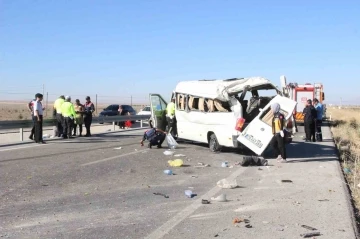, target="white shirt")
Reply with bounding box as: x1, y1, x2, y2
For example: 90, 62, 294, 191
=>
33, 101, 43, 116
